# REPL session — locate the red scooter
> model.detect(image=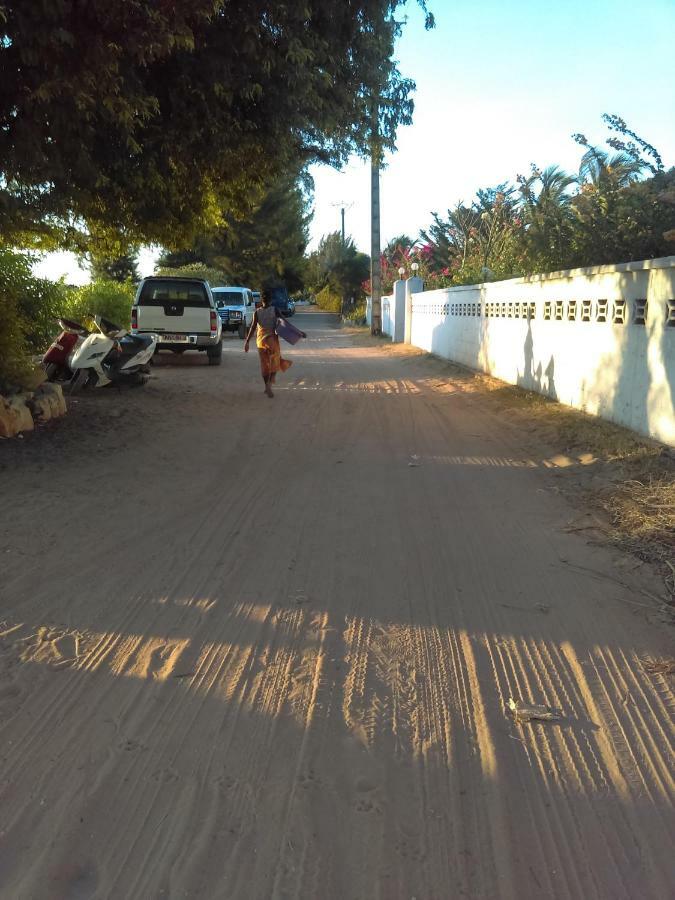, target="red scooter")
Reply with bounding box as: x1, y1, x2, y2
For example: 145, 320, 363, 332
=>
42, 318, 90, 381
